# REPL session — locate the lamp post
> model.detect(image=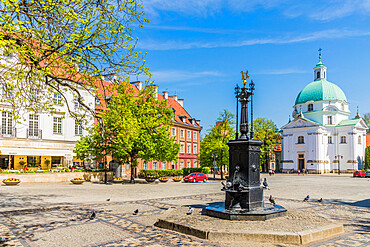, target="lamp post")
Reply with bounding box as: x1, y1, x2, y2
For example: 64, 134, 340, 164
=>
249, 80, 255, 139
335, 155, 343, 175
212, 153, 218, 180
98, 118, 108, 184
234, 84, 241, 140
